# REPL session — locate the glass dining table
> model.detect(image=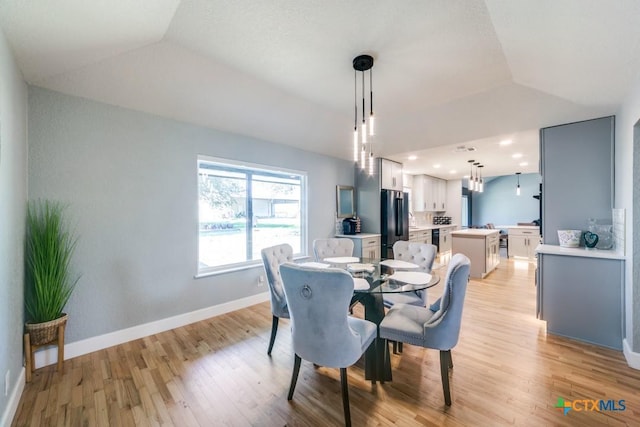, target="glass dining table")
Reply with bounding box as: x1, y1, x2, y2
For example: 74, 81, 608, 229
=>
300, 257, 441, 382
